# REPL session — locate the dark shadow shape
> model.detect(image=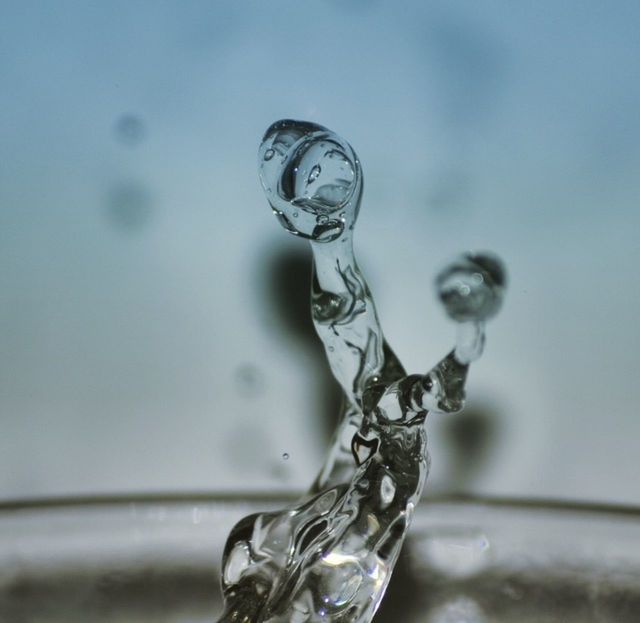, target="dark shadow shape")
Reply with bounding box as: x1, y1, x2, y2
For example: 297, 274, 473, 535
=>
263, 247, 343, 443
440, 402, 499, 493
375, 541, 428, 622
